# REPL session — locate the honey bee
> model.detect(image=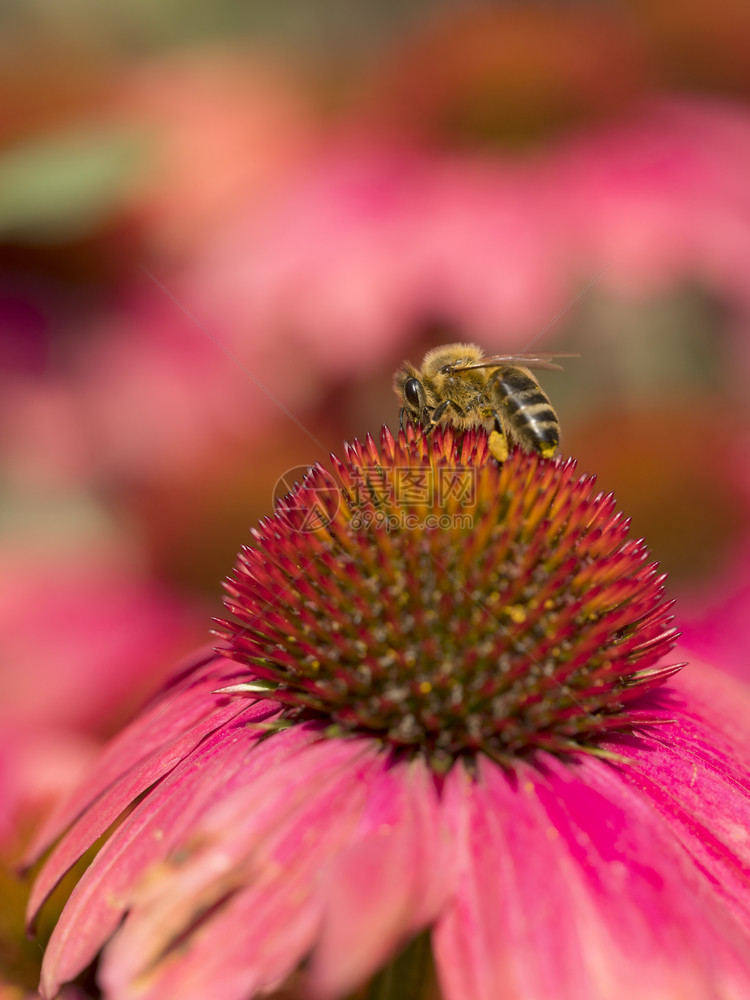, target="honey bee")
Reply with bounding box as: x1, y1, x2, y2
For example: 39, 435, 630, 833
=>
393, 342, 576, 462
